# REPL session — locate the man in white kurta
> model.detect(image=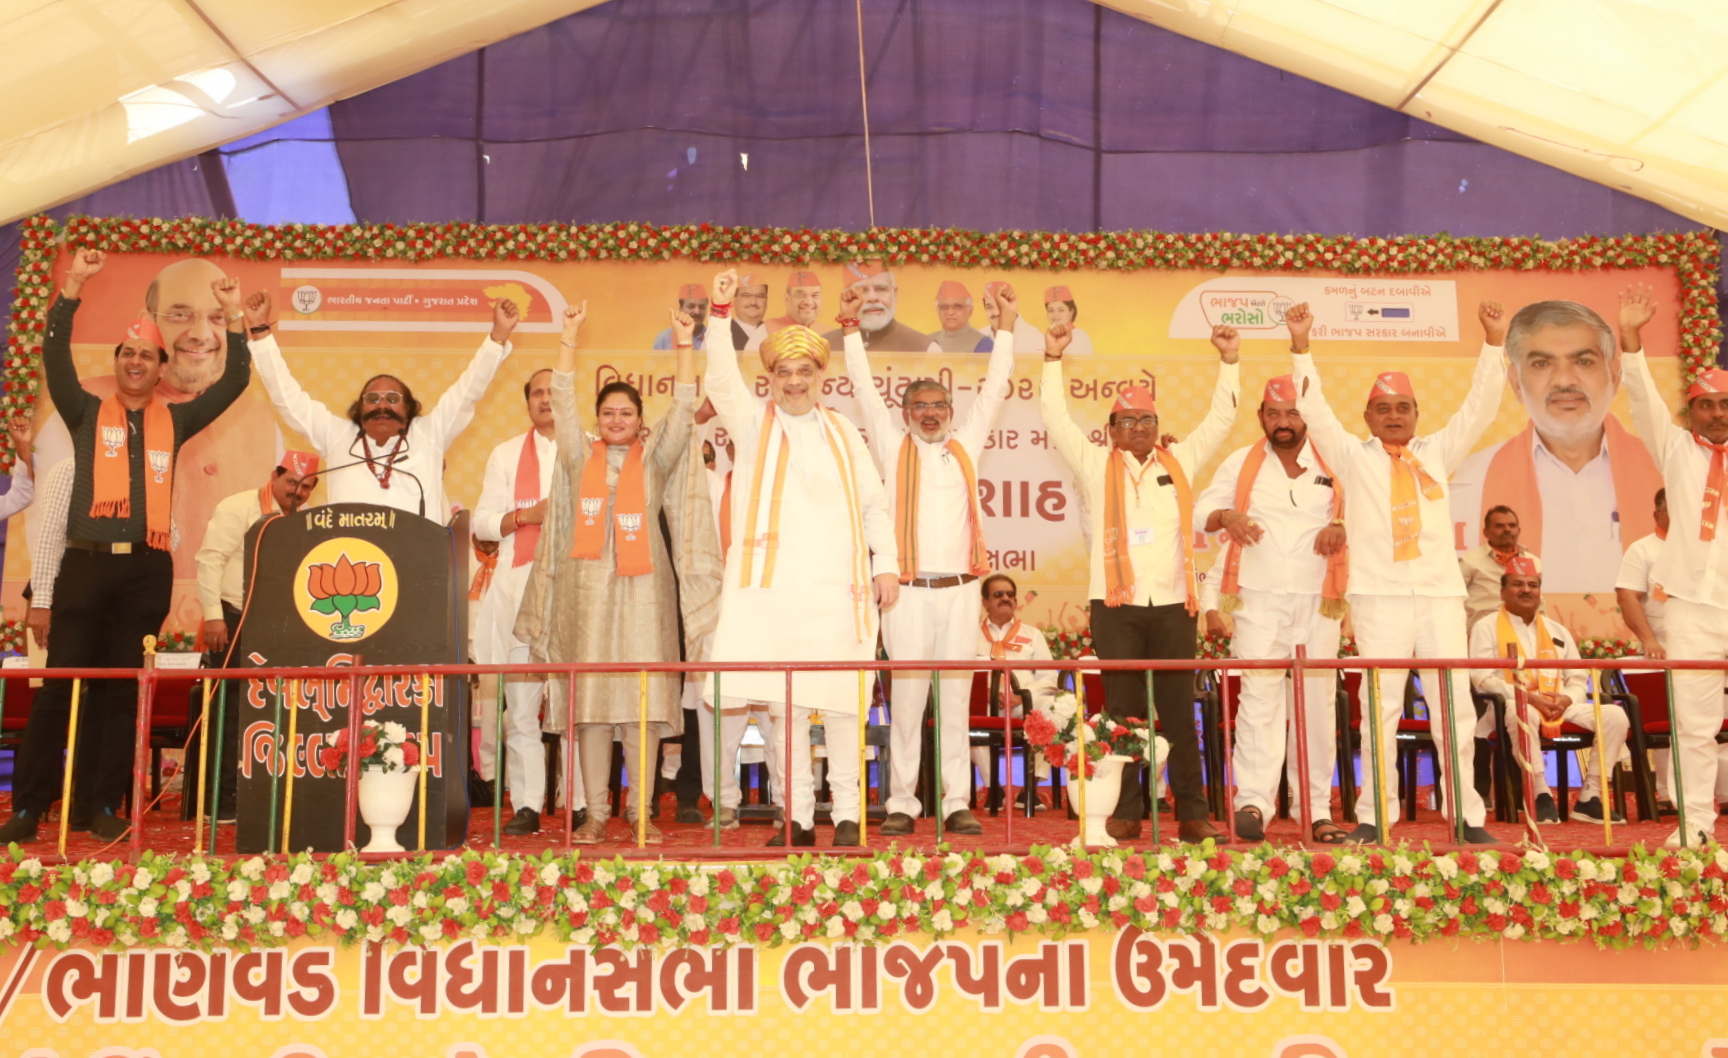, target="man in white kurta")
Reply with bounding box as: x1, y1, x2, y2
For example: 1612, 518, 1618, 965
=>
1289, 300, 1505, 844
245, 293, 518, 524
845, 280, 1017, 836
1620, 283, 1728, 847
1194, 375, 1347, 843
974, 573, 1058, 800
1041, 321, 1240, 843
1468, 556, 1628, 824
472, 368, 567, 835
703, 270, 899, 847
